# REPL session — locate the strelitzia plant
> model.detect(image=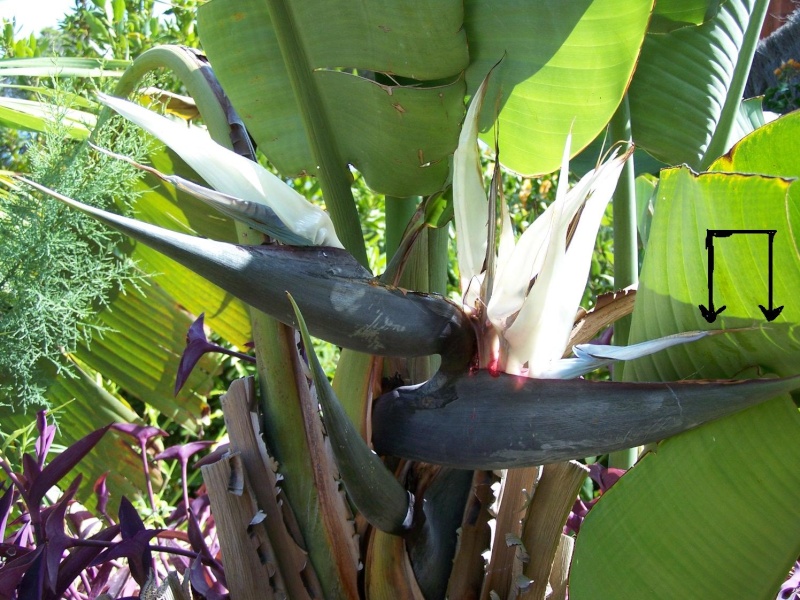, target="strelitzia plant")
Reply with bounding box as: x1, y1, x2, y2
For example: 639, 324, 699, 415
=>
14, 56, 800, 600
19, 88, 800, 469
5, 0, 799, 595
